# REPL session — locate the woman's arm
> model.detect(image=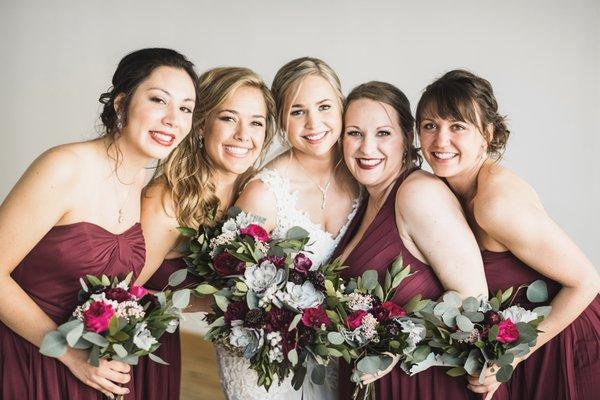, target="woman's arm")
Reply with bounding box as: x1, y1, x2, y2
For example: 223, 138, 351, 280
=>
397, 172, 488, 298
0, 147, 130, 398
234, 178, 278, 232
